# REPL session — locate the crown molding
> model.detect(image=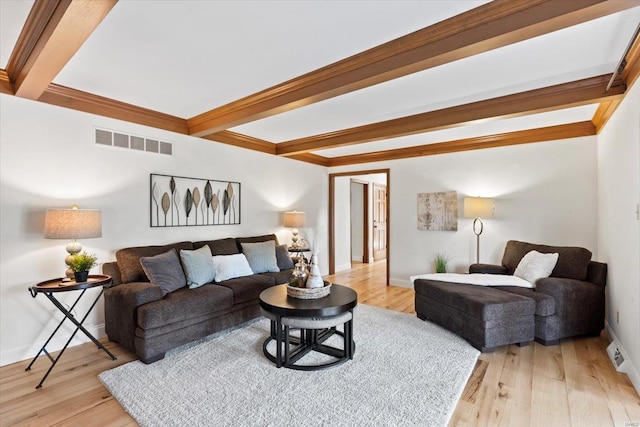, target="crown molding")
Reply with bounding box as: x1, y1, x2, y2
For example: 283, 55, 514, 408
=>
326, 122, 596, 167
